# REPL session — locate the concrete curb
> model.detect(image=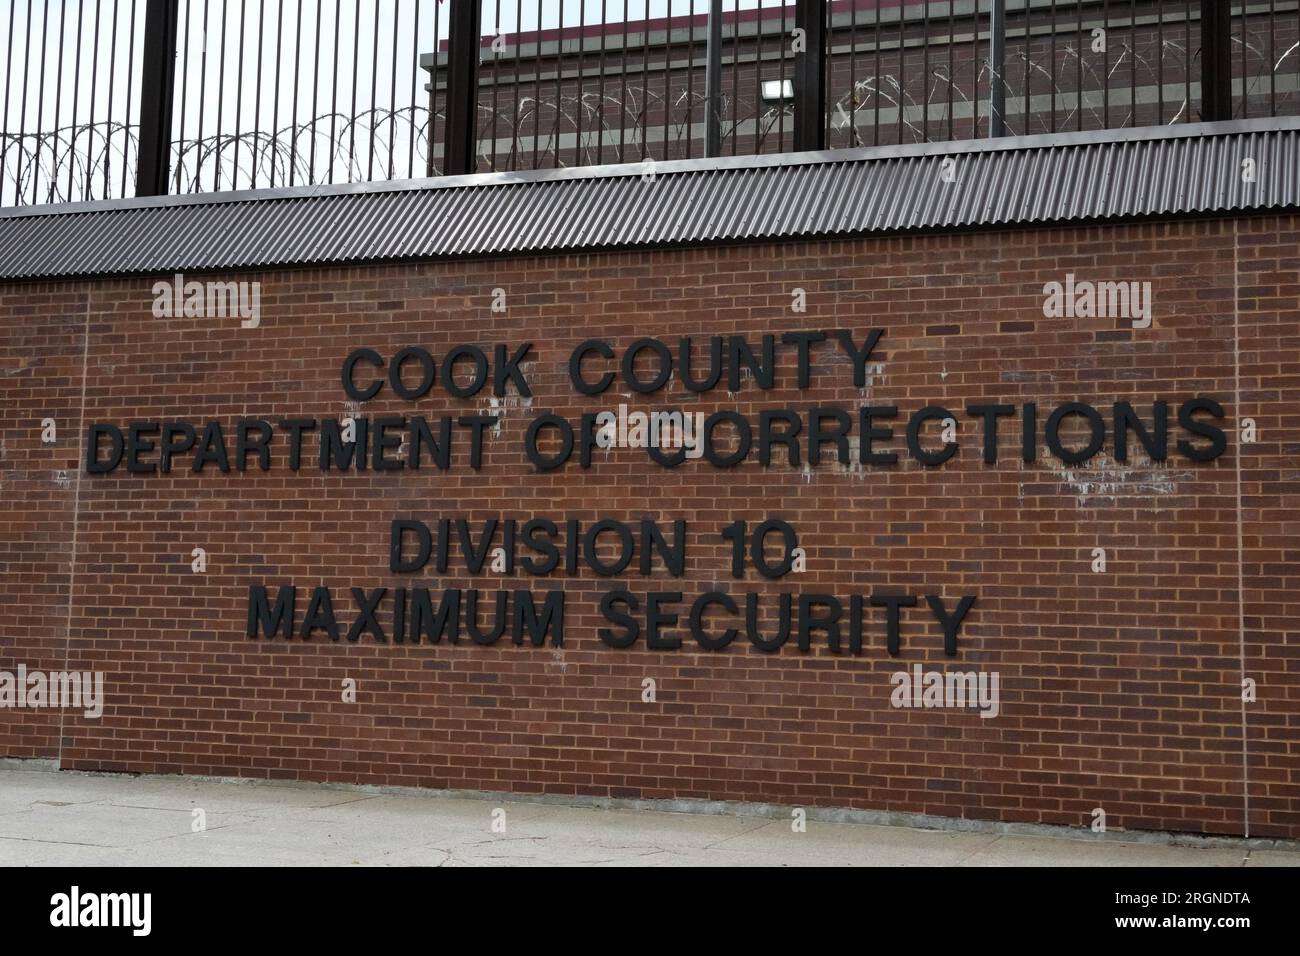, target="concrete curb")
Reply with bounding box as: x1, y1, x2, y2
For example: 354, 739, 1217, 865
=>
0, 758, 59, 772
